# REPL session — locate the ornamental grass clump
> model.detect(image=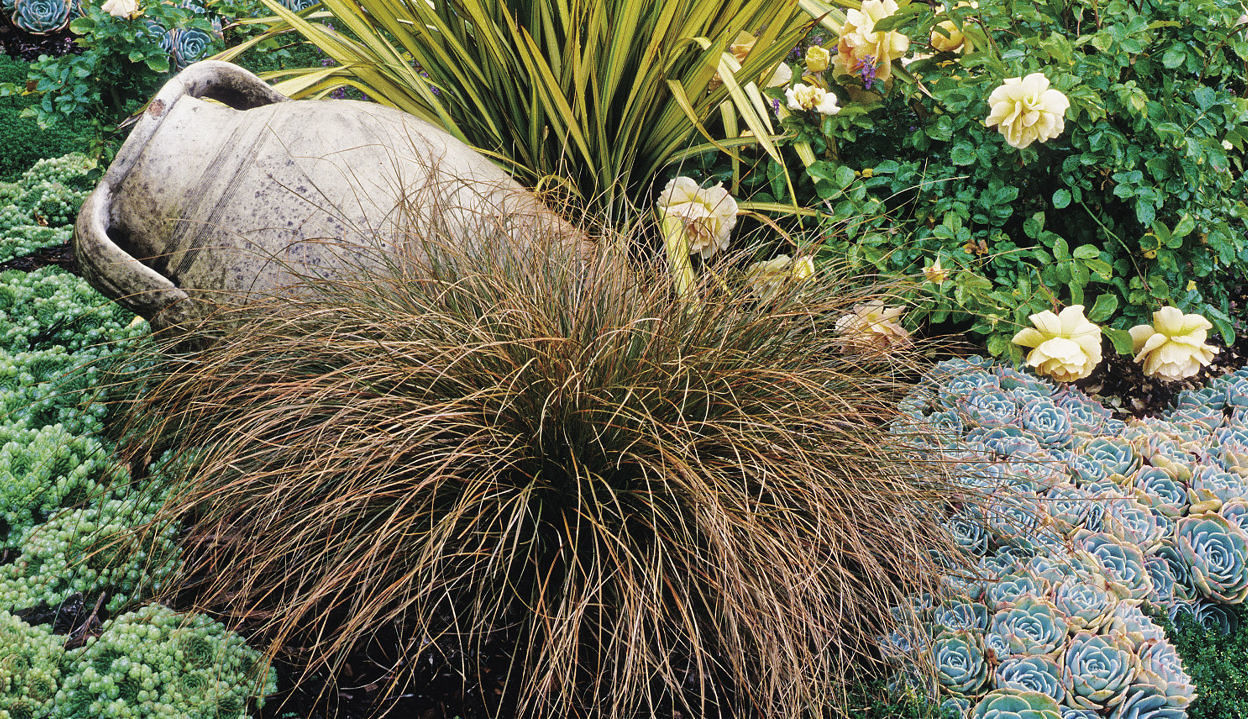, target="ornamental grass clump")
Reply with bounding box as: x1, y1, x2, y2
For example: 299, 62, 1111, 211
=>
114, 220, 966, 718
